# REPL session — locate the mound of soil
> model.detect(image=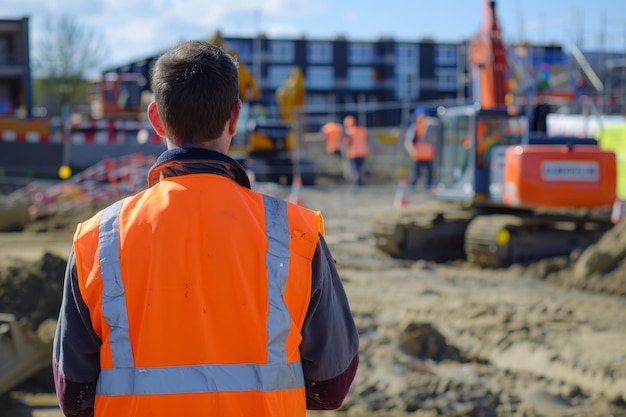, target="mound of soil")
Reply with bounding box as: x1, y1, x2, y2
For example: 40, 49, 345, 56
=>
0, 252, 66, 329
532, 219, 626, 296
